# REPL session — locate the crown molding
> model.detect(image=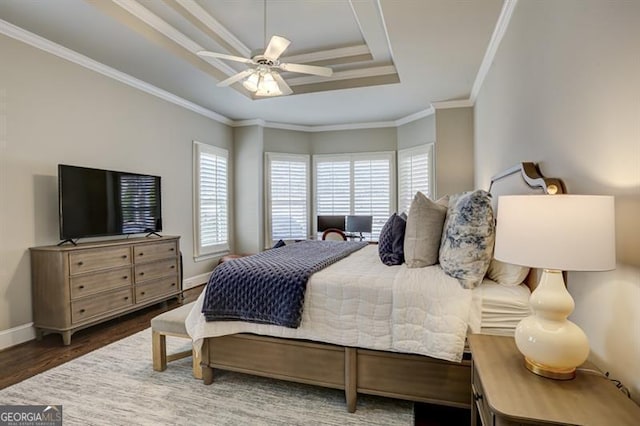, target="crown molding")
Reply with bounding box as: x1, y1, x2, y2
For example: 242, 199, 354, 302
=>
394, 107, 435, 126
431, 99, 474, 110
174, 0, 251, 58
470, 0, 519, 102
281, 44, 371, 65
0, 18, 234, 126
